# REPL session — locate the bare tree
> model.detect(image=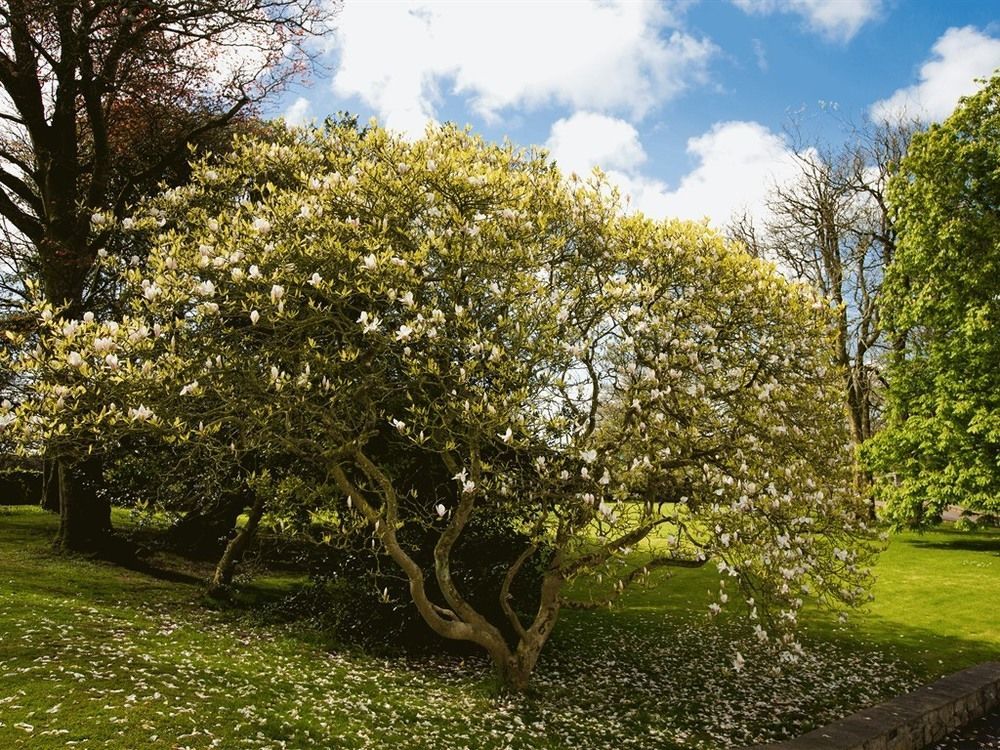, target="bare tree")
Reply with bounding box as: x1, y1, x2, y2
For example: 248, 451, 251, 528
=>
730, 119, 917, 515
0, 0, 333, 552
